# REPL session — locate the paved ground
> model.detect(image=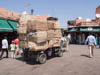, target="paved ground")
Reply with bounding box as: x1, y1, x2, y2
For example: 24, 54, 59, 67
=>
0, 45, 100, 75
